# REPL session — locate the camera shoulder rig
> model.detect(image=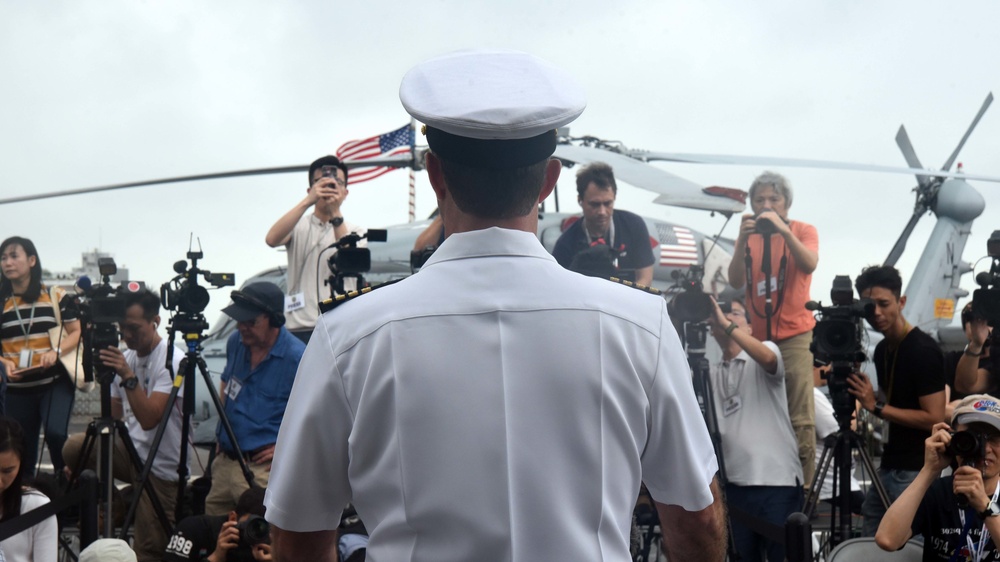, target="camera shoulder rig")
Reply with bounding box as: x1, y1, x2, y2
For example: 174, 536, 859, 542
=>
319, 278, 405, 314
